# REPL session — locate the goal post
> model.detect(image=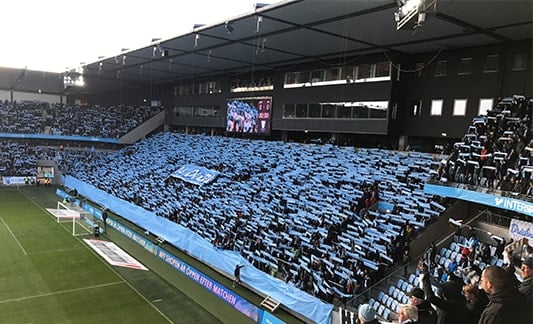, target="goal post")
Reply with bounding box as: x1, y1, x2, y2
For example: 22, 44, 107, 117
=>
46, 201, 93, 236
